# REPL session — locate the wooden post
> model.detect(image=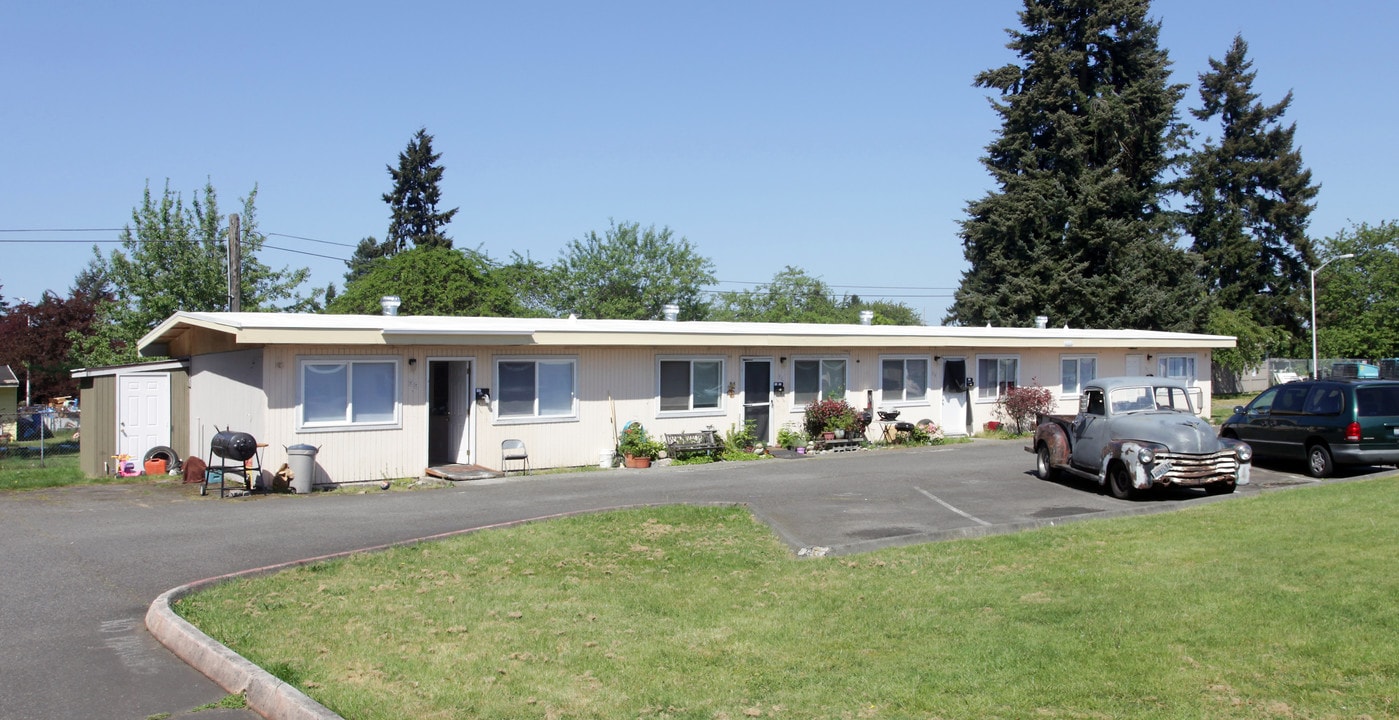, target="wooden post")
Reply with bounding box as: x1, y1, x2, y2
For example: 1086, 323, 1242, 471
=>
227, 213, 241, 312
